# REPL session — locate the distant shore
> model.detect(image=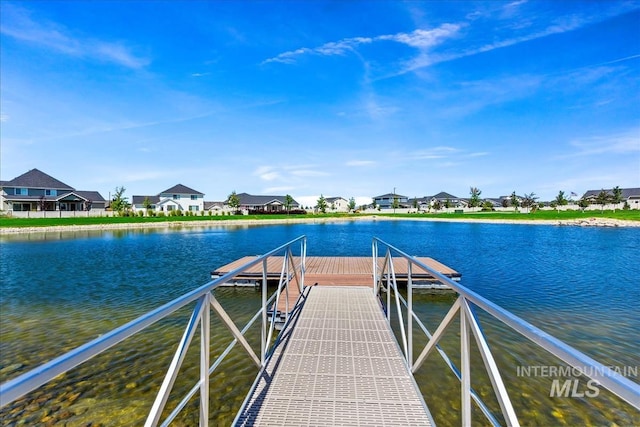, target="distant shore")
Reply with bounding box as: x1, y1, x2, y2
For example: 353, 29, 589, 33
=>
1, 215, 639, 235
